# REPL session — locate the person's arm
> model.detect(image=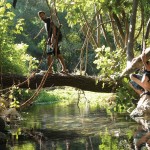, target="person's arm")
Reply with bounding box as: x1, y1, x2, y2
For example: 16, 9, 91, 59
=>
34, 26, 44, 39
